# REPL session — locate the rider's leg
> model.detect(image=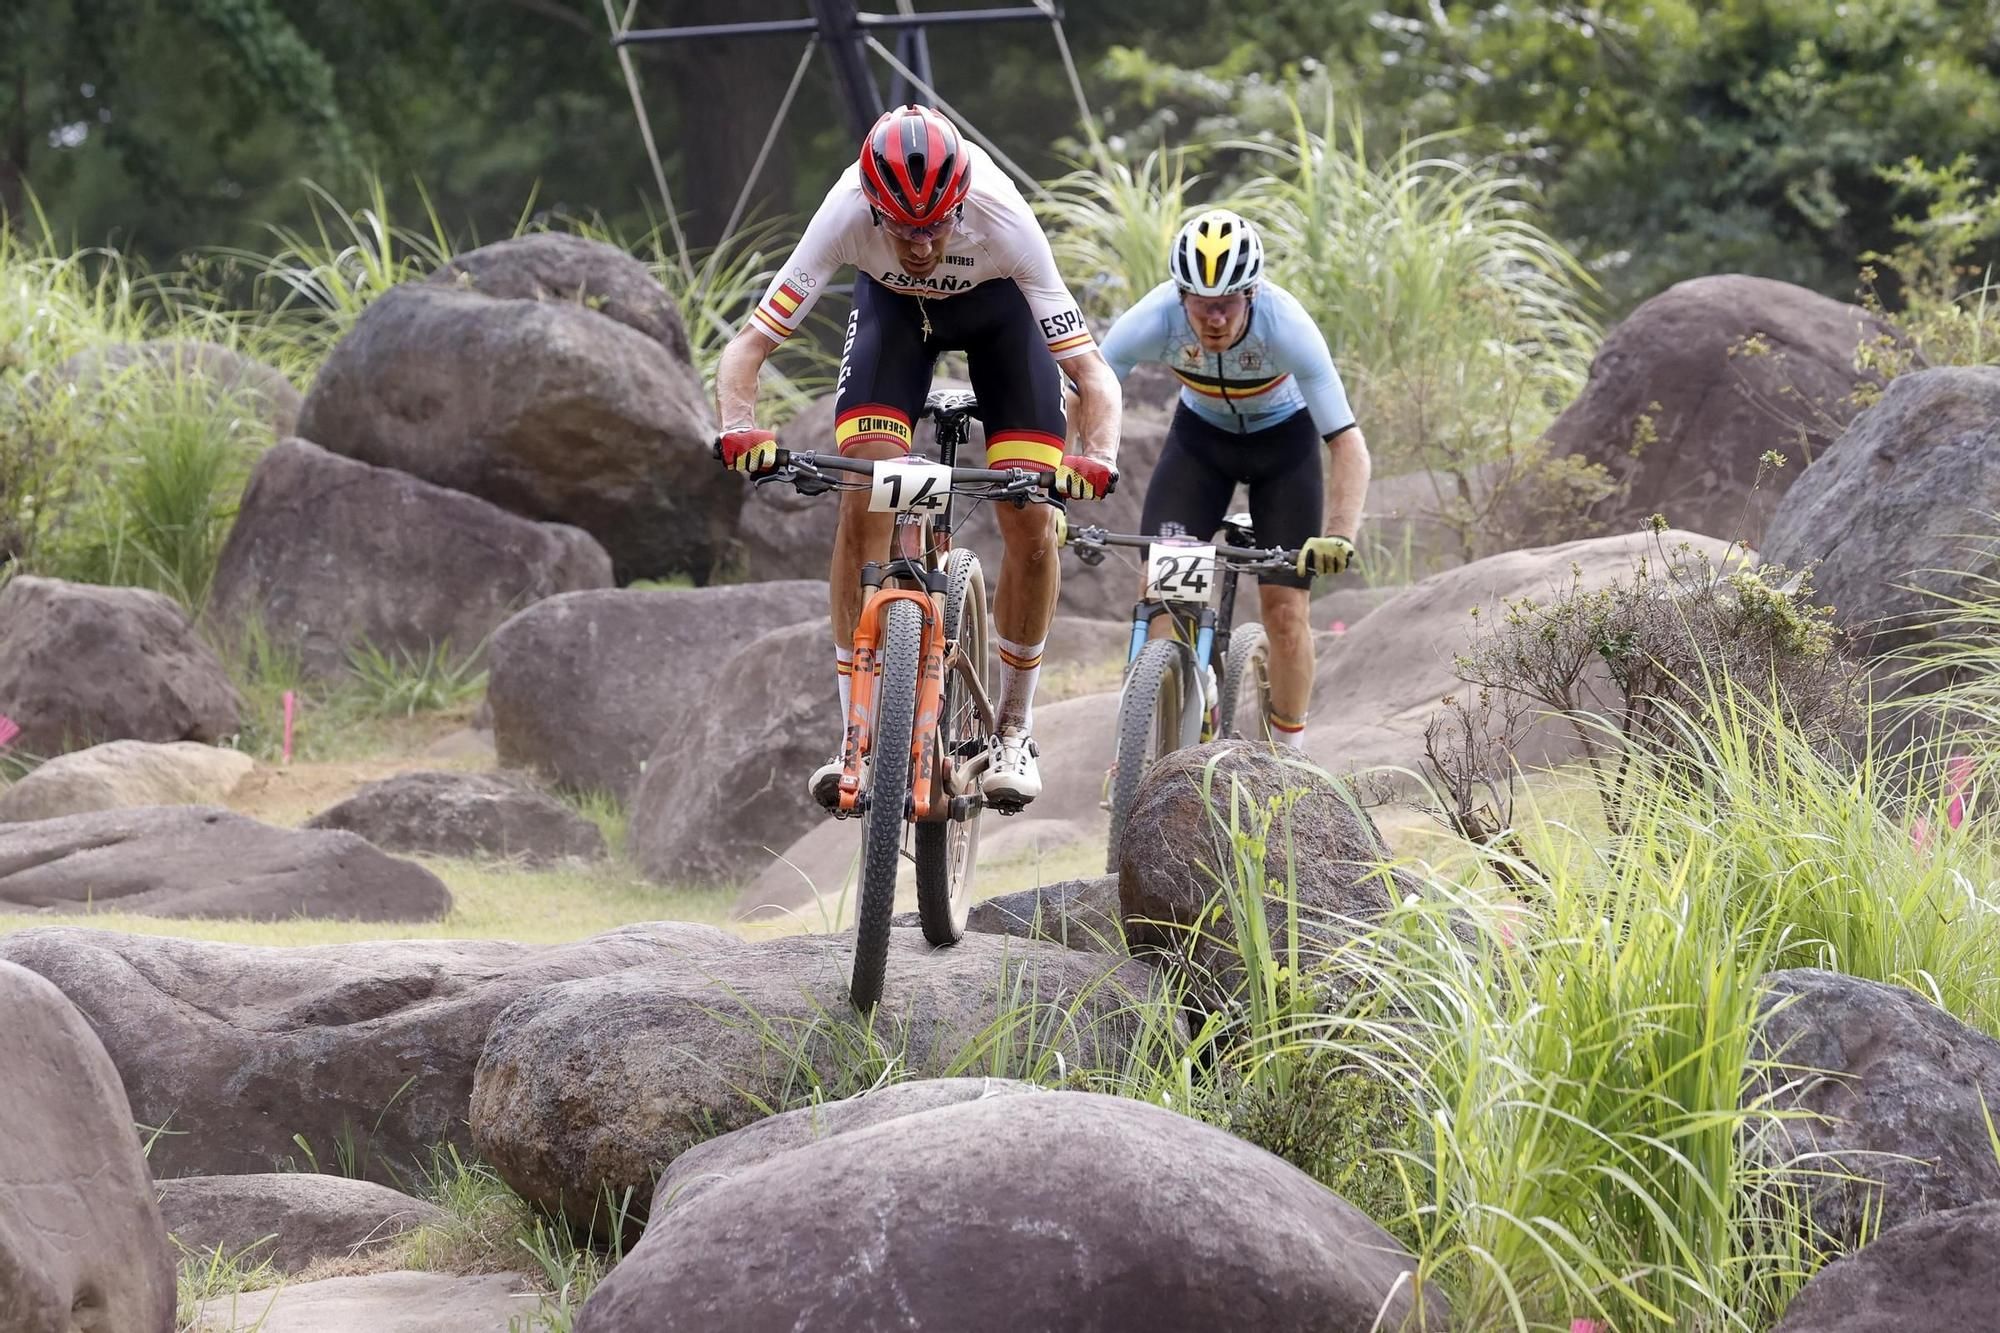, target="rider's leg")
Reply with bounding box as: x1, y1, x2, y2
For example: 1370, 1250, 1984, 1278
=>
1137, 406, 1239, 641
1243, 409, 1327, 746
963, 280, 1073, 804
826, 279, 934, 660
990, 502, 1057, 731
1256, 583, 1314, 745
